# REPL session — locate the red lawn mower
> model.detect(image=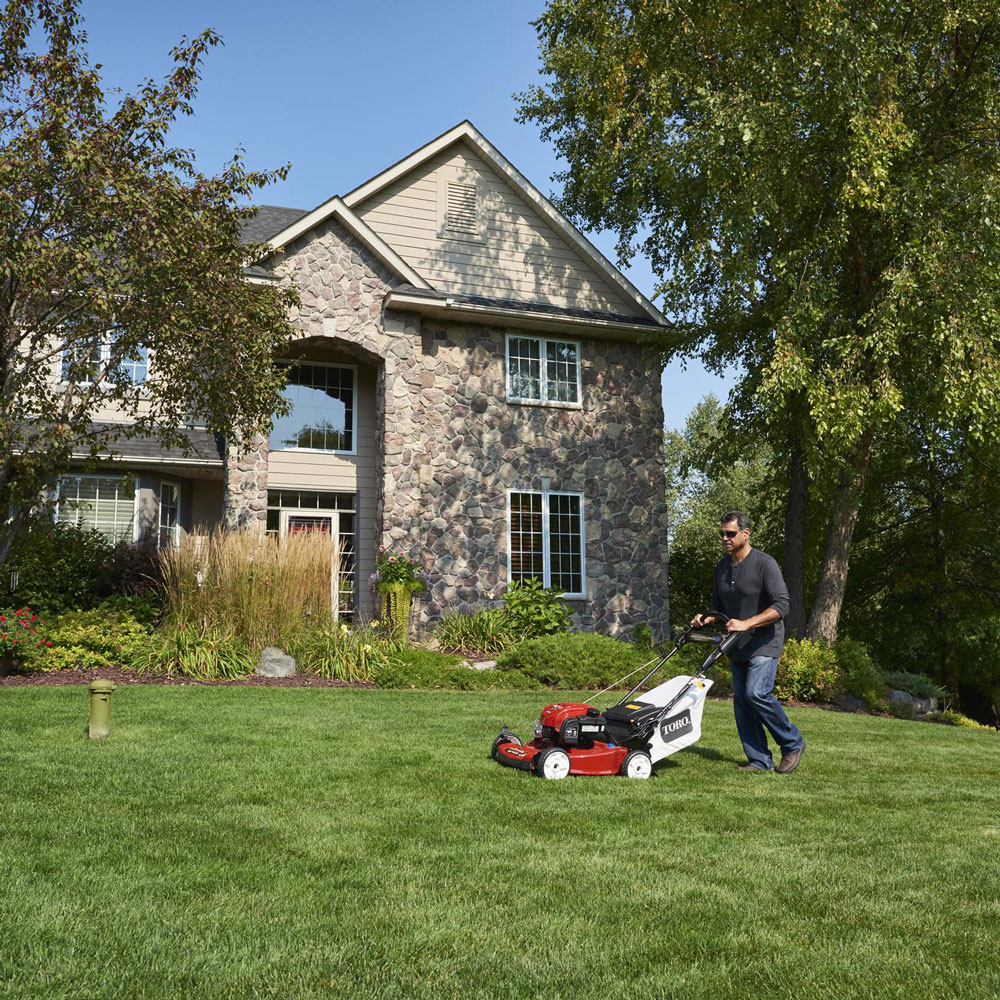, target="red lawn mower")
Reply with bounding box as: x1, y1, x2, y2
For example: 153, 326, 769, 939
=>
491, 614, 741, 779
